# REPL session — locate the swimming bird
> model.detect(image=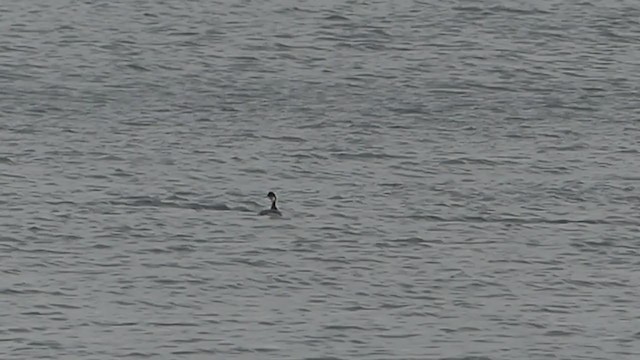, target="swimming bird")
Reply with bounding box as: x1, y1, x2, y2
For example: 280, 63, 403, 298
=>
258, 191, 282, 216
